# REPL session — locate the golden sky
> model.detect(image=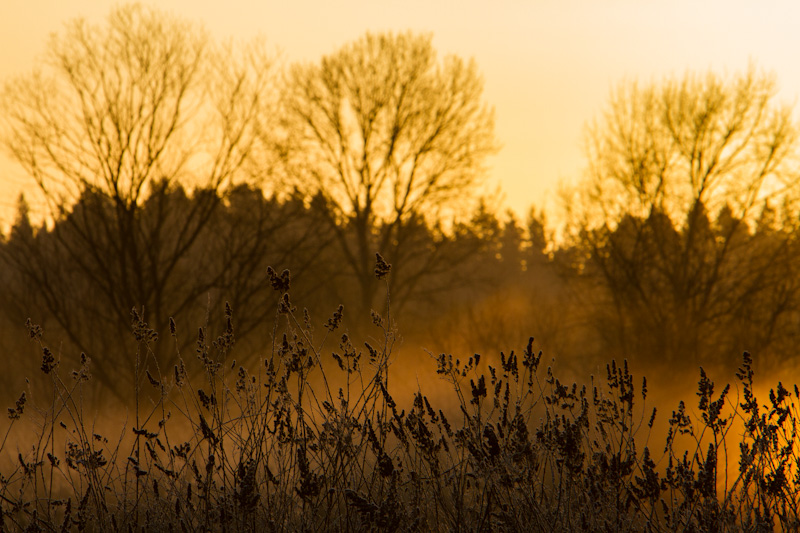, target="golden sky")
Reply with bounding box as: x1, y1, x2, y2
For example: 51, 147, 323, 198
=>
1, 0, 799, 227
